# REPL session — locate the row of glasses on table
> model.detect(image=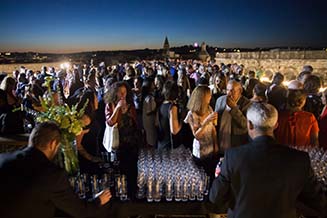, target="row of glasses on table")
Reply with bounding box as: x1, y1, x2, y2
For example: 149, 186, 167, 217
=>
68, 173, 113, 200
68, 151, 129, 201
295, 146, 327, 192
99, 151, 130, 201
136, 145, 210, 202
